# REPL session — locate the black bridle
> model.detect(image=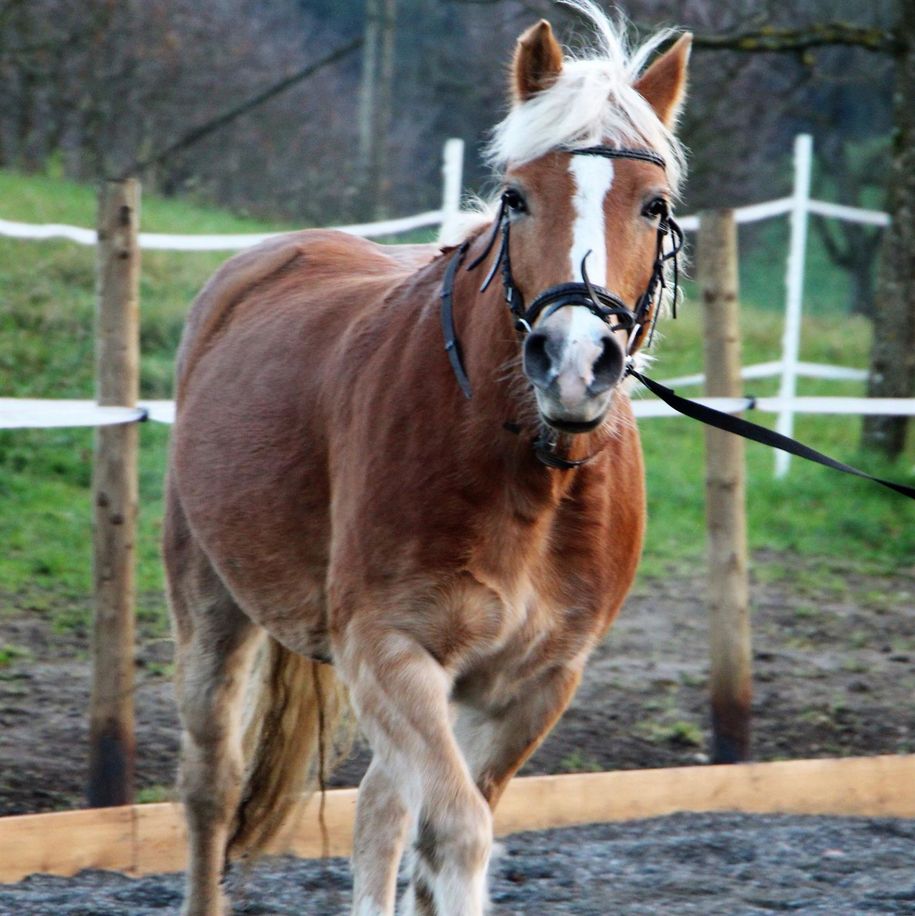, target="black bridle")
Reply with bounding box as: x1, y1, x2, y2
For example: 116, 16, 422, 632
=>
440, 144, 683, 467
441, 144, 683, 402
